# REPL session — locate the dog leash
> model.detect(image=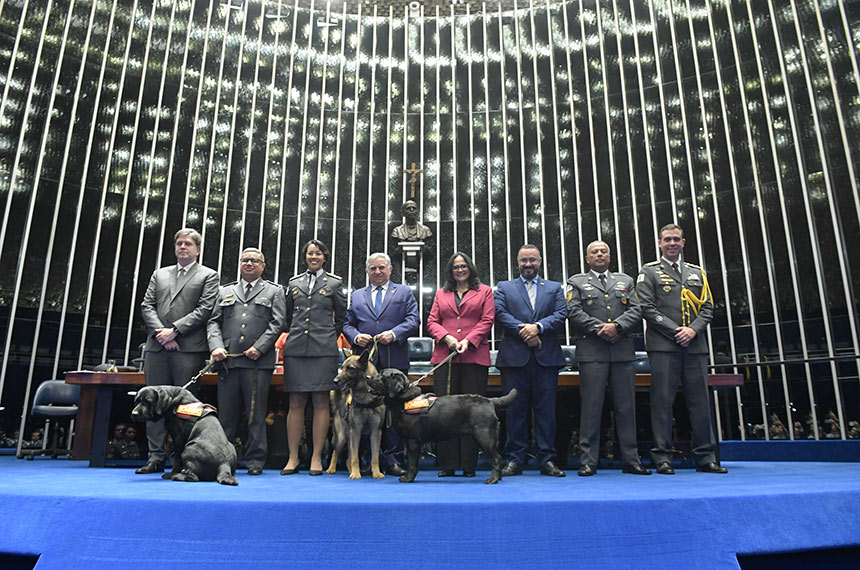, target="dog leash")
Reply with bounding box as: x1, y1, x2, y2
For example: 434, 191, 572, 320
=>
410, 349, 458, 387
181, 353, 245, 389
